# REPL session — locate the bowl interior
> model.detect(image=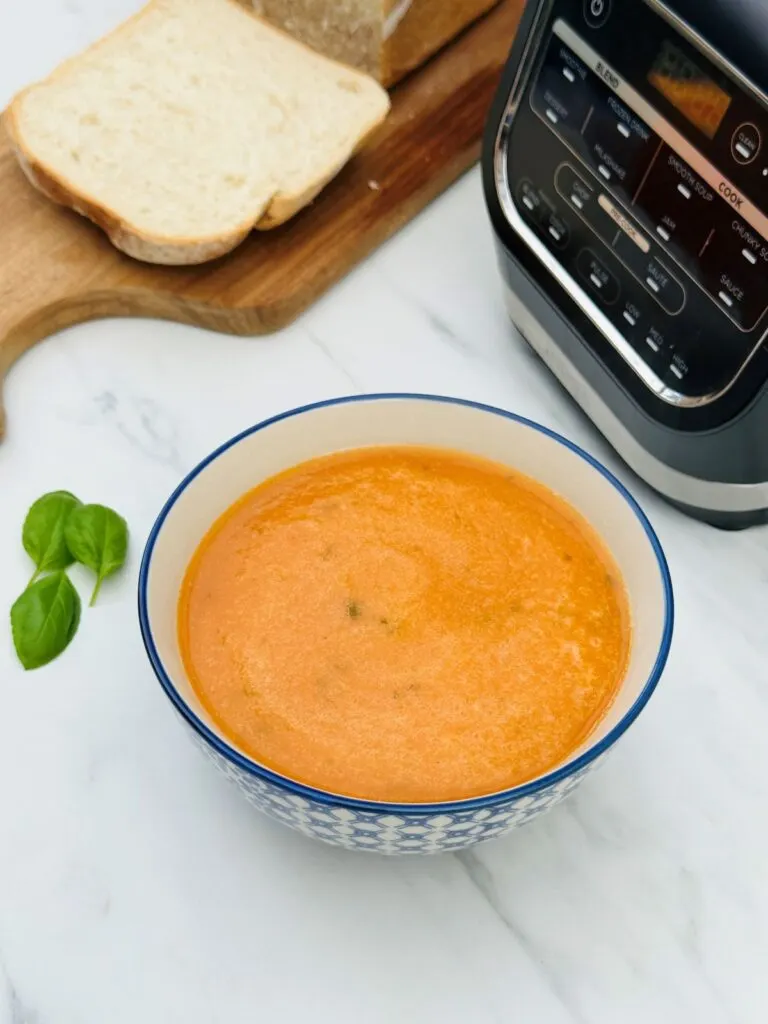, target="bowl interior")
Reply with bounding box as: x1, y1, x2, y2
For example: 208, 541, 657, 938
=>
141, 396, 671, 804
